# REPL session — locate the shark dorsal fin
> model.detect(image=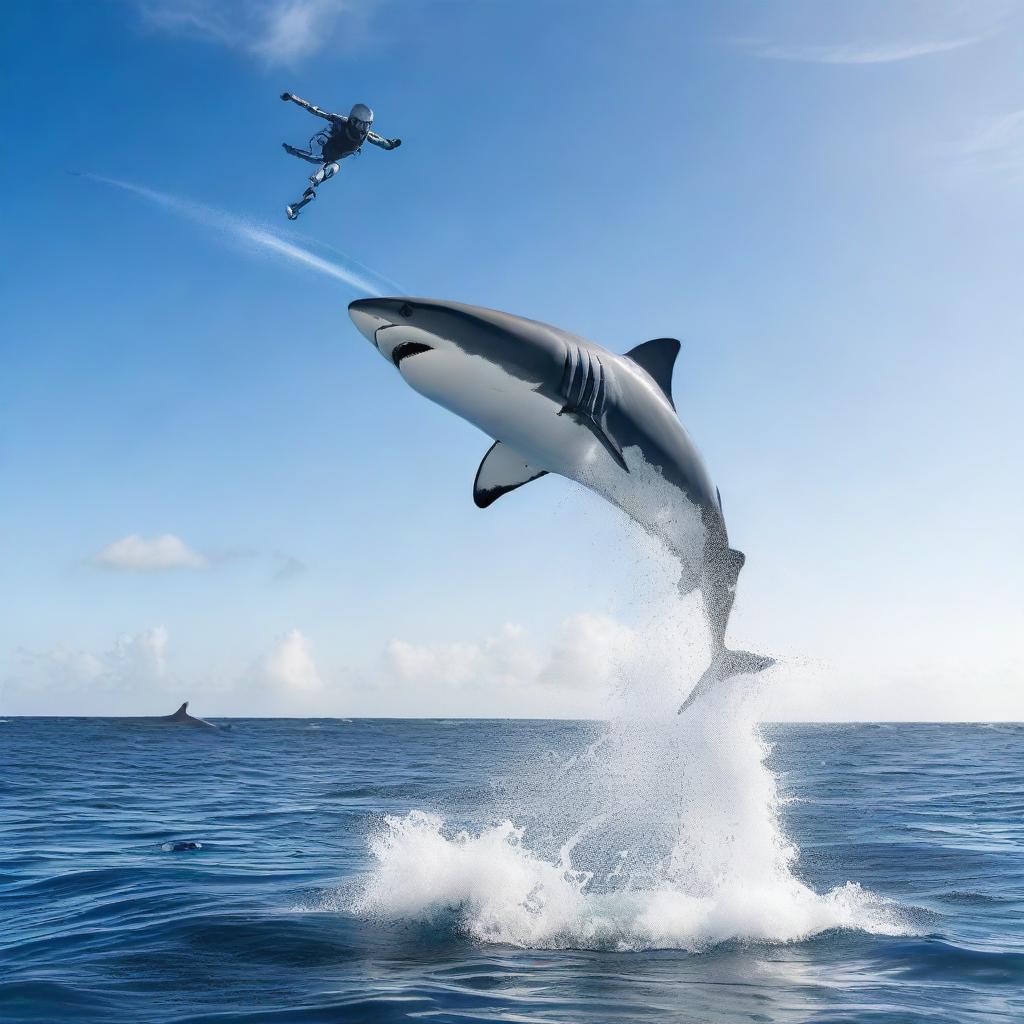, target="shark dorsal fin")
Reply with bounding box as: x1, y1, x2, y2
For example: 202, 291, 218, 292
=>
474, 441, 548, 508
624, 338, 680, 408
